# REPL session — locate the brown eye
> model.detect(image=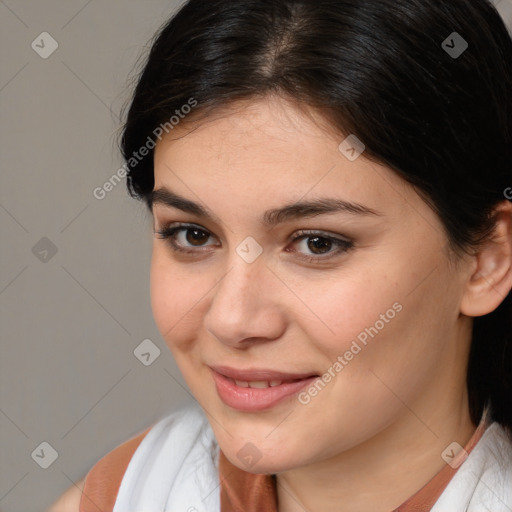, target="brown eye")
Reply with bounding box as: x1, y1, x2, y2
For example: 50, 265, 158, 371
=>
289, 230, 354, 262
184, 228, 210, 246
155, 223, 218, 253
306, 236, 333, 254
